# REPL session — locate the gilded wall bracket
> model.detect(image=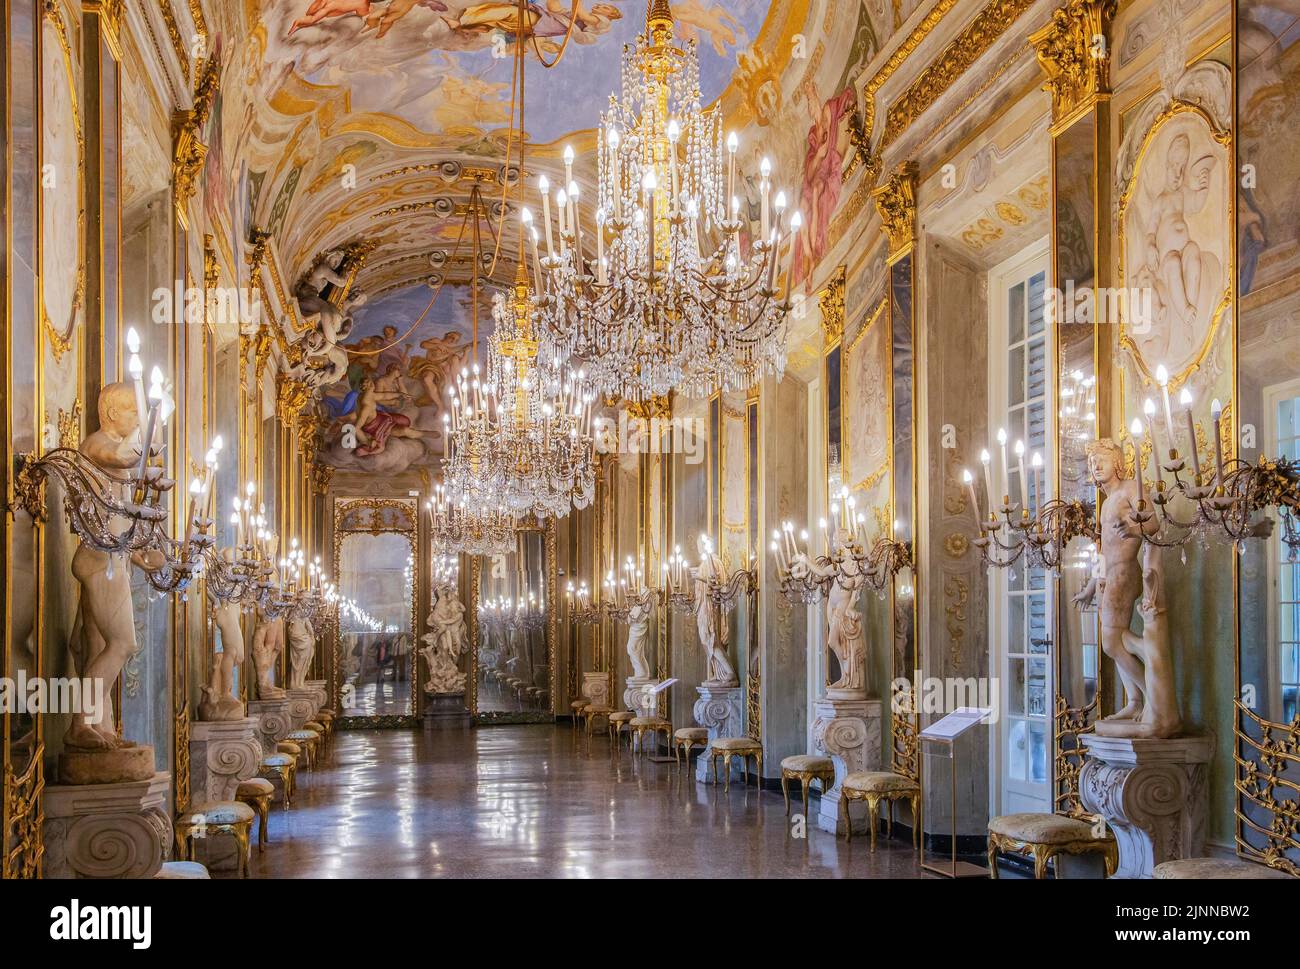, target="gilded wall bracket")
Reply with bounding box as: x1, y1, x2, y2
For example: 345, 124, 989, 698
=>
1029, 0, 1117, 128
872, 162, 918, 263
